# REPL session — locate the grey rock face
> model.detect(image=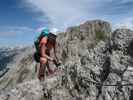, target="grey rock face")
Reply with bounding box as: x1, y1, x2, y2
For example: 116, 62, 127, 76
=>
0, 20, 133, 100
0, 80, 43, 100
0, 47, 36, 91
112, 29, 133, 51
